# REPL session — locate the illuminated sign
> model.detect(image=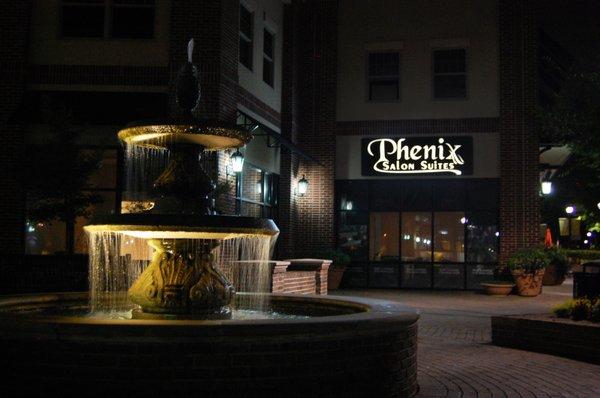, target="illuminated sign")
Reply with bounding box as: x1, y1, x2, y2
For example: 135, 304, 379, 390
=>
361, 136, 473, 176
